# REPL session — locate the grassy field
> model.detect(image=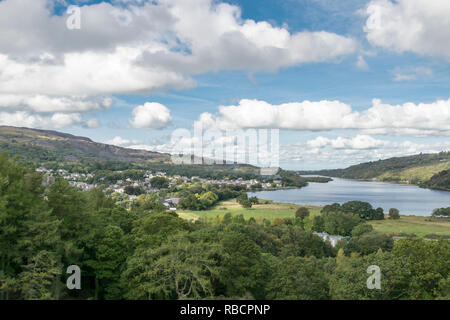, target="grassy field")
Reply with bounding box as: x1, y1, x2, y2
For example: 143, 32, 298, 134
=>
178, 199, 450, 237
178, 199, 322, 222
369, 215, 450, 237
